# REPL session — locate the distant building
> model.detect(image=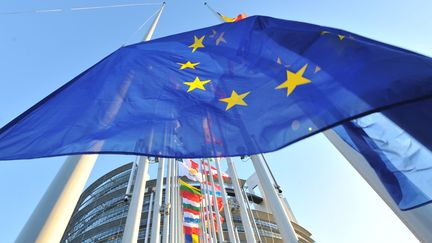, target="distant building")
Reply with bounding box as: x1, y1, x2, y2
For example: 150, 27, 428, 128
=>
62, 162, 313, 243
